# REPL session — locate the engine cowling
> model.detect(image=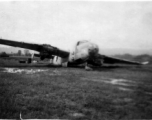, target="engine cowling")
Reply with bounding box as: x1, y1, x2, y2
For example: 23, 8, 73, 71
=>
52, 56, 68, 67
52, 56, 62, 65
